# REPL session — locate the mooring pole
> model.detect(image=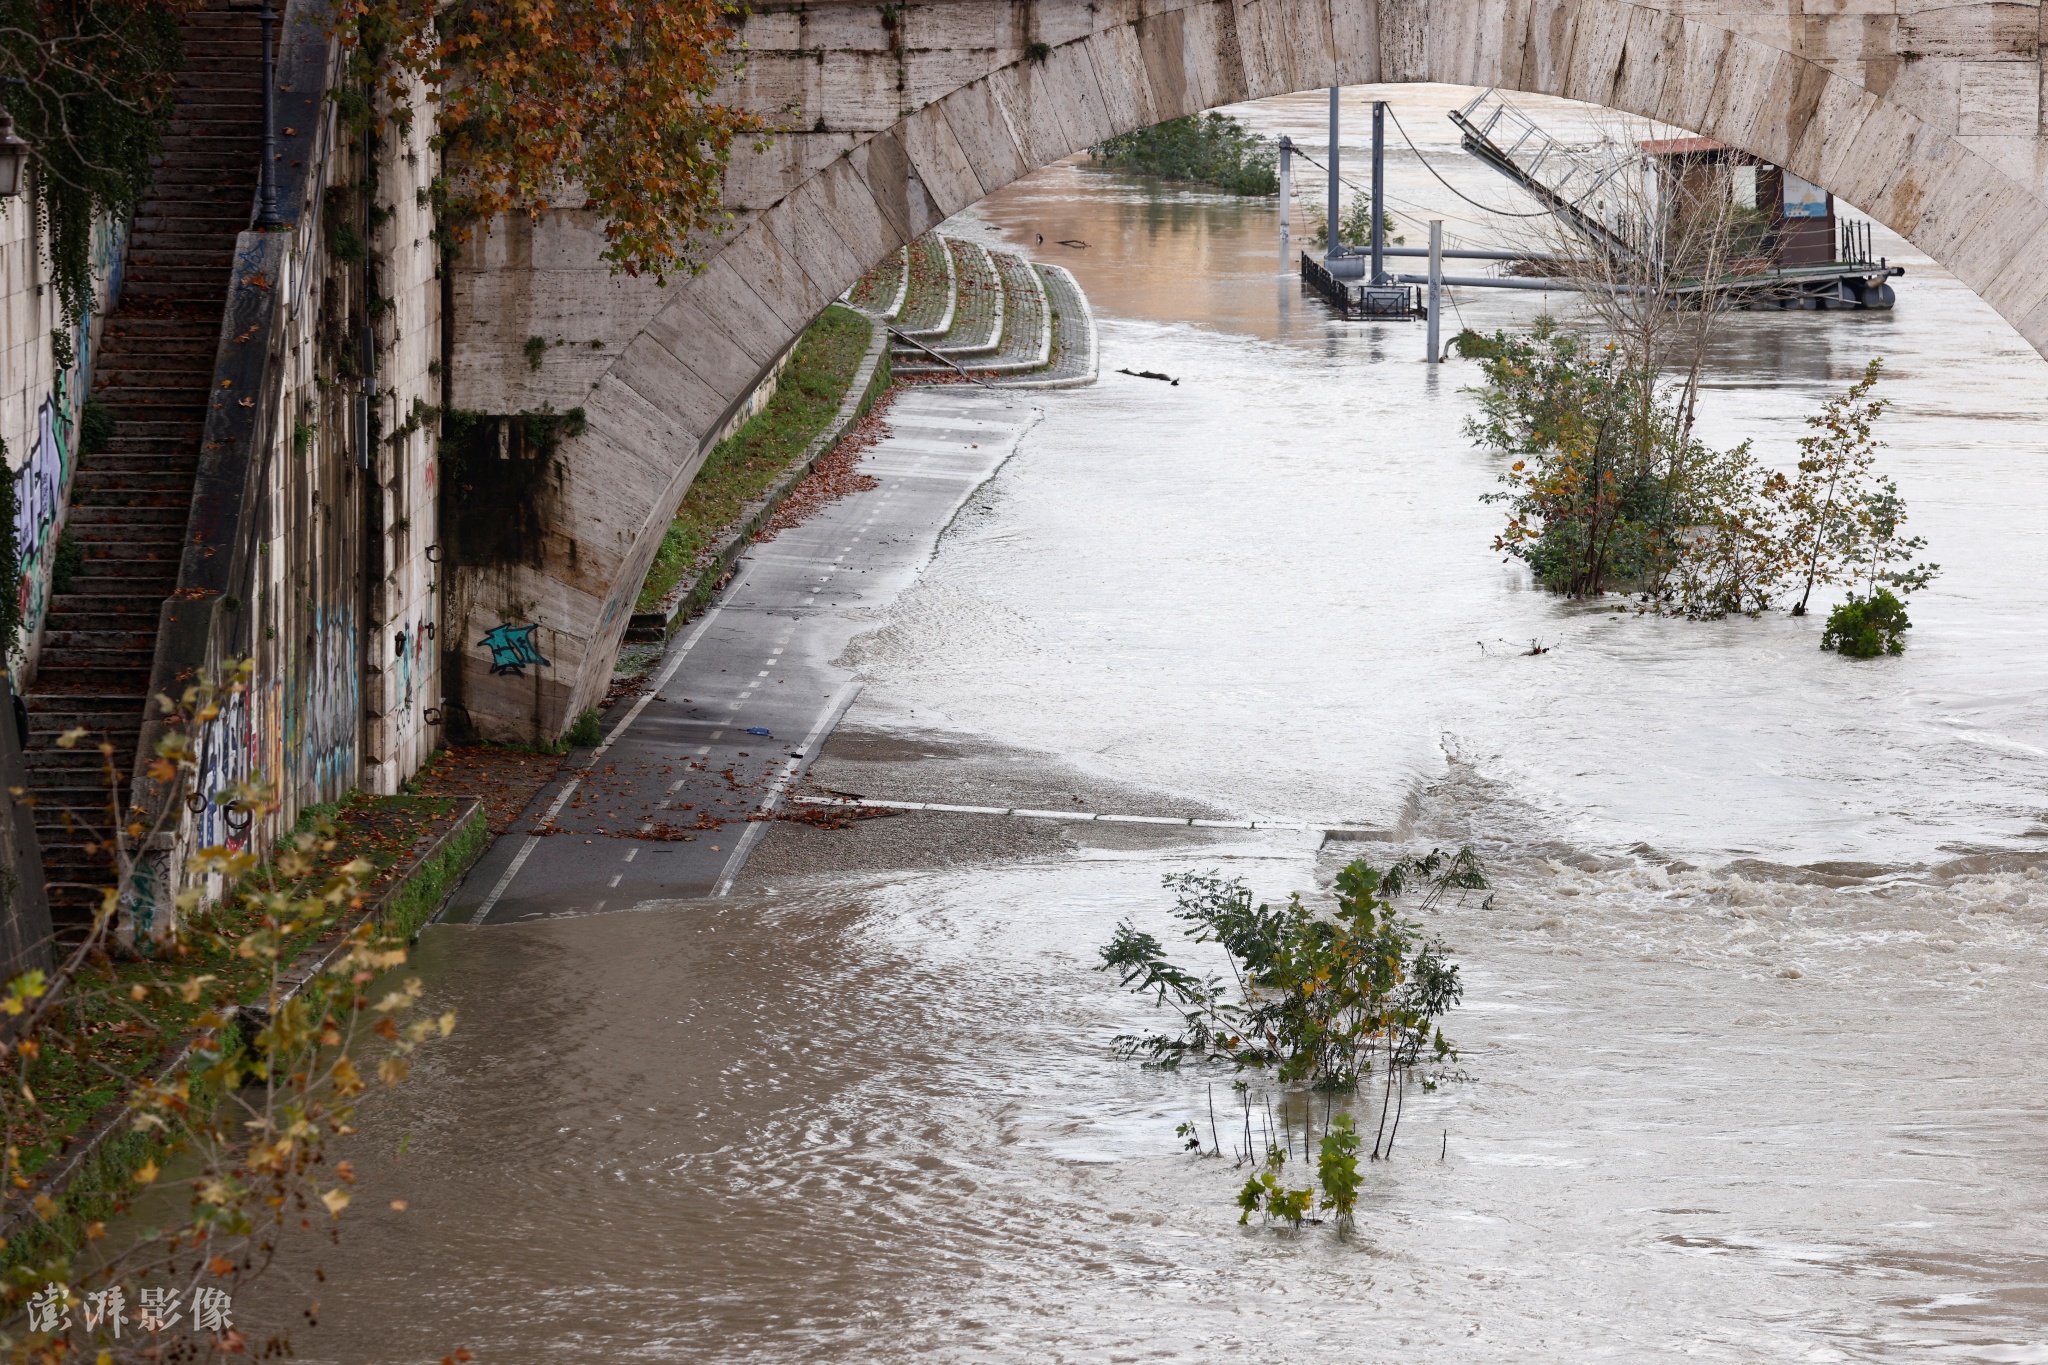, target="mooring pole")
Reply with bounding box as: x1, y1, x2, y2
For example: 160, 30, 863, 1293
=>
1426, 219, 1443, 362
1326, 88, 1341, 260
1278, 135, 1292, 244
1370, 100, 1386, 284
255, 0, 280, 228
